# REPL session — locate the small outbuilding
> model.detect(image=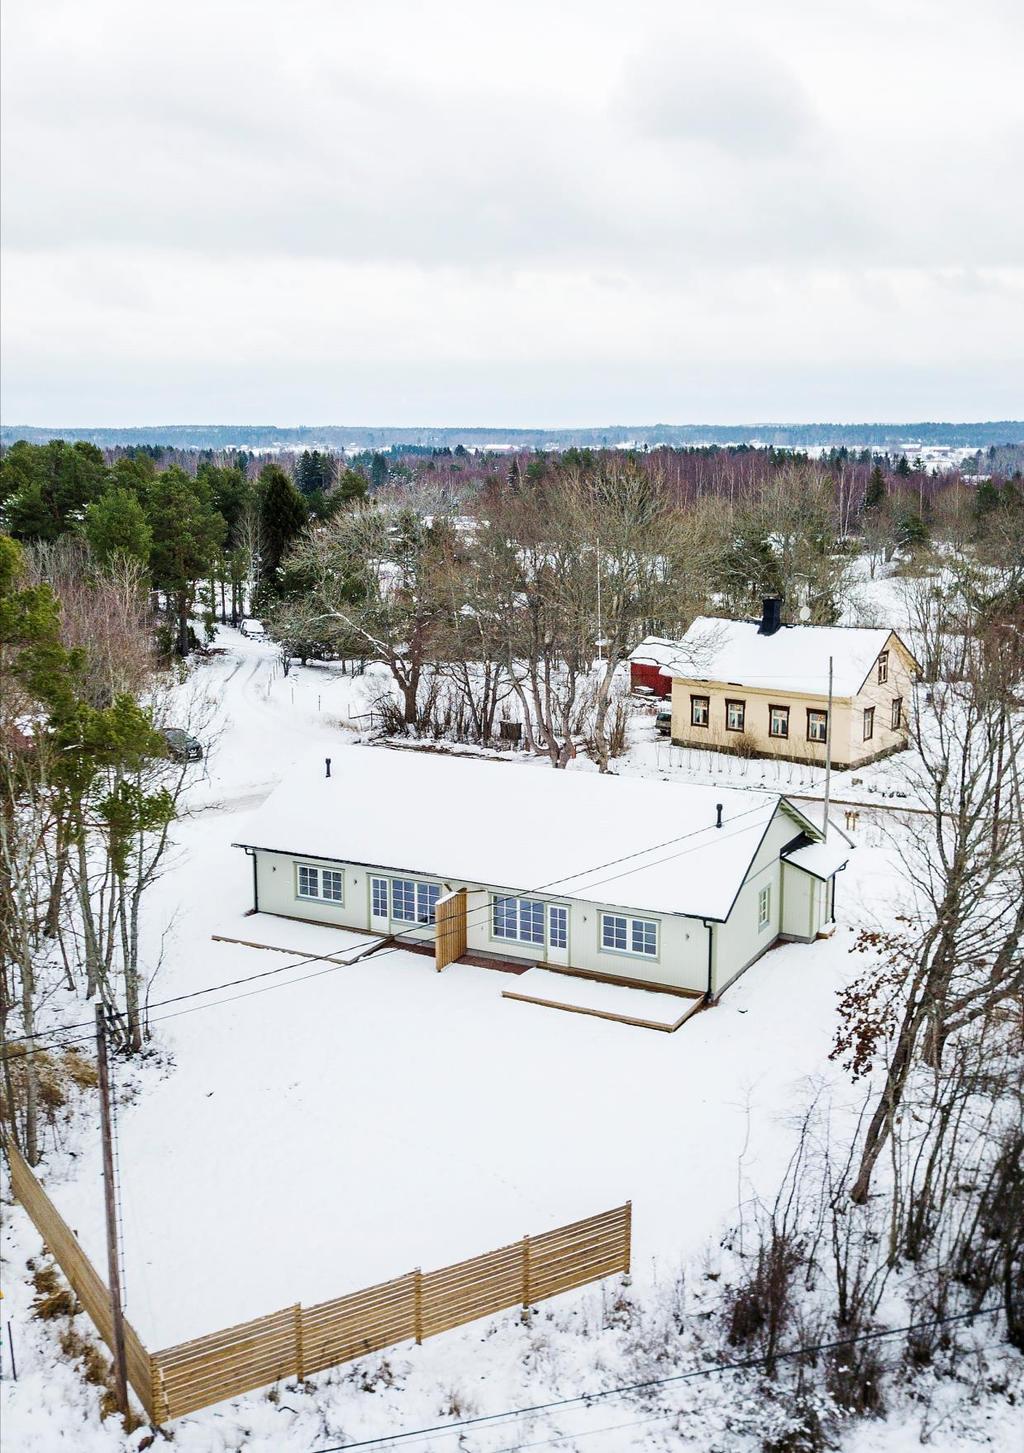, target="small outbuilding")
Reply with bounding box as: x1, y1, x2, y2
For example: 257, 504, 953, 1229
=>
233, 748, 849, 1002
660, 600, 921, 770
628, 638, 680, 698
